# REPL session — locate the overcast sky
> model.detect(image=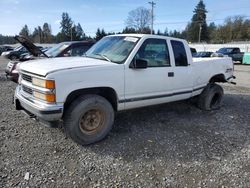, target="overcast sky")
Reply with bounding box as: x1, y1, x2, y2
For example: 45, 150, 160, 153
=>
0, 0, 249, 36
